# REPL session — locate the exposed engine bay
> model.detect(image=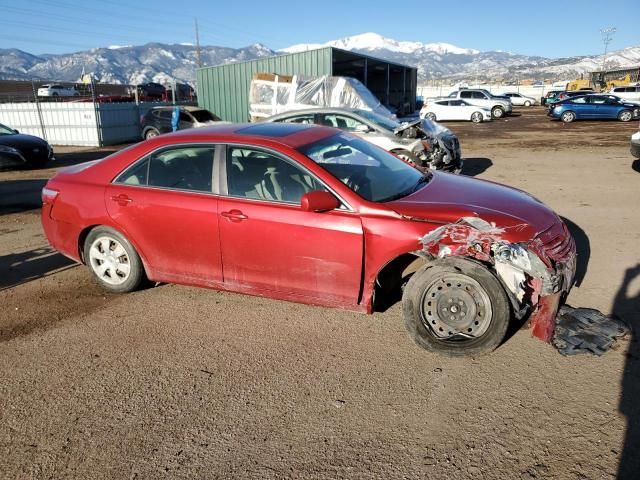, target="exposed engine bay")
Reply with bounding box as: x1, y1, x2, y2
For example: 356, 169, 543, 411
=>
394, 119, 462, 173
